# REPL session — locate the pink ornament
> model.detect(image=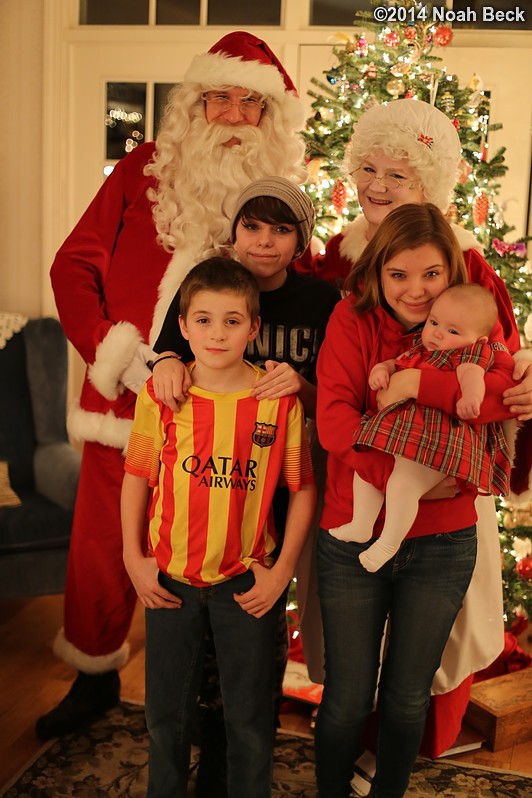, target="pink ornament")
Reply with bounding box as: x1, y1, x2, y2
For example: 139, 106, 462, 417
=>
356, 34, 369, 57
